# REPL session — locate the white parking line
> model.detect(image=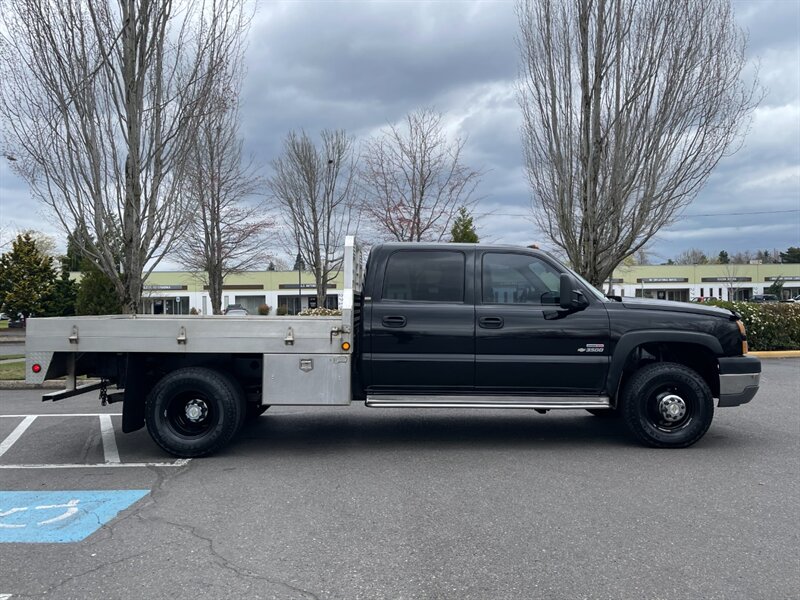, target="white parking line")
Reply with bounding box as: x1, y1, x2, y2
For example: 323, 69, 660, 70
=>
0, 414, 122, 418
0, 416, 37, 458
0, 413, 189, 469
0, 460, 190, 469
99, 415, 120, 463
